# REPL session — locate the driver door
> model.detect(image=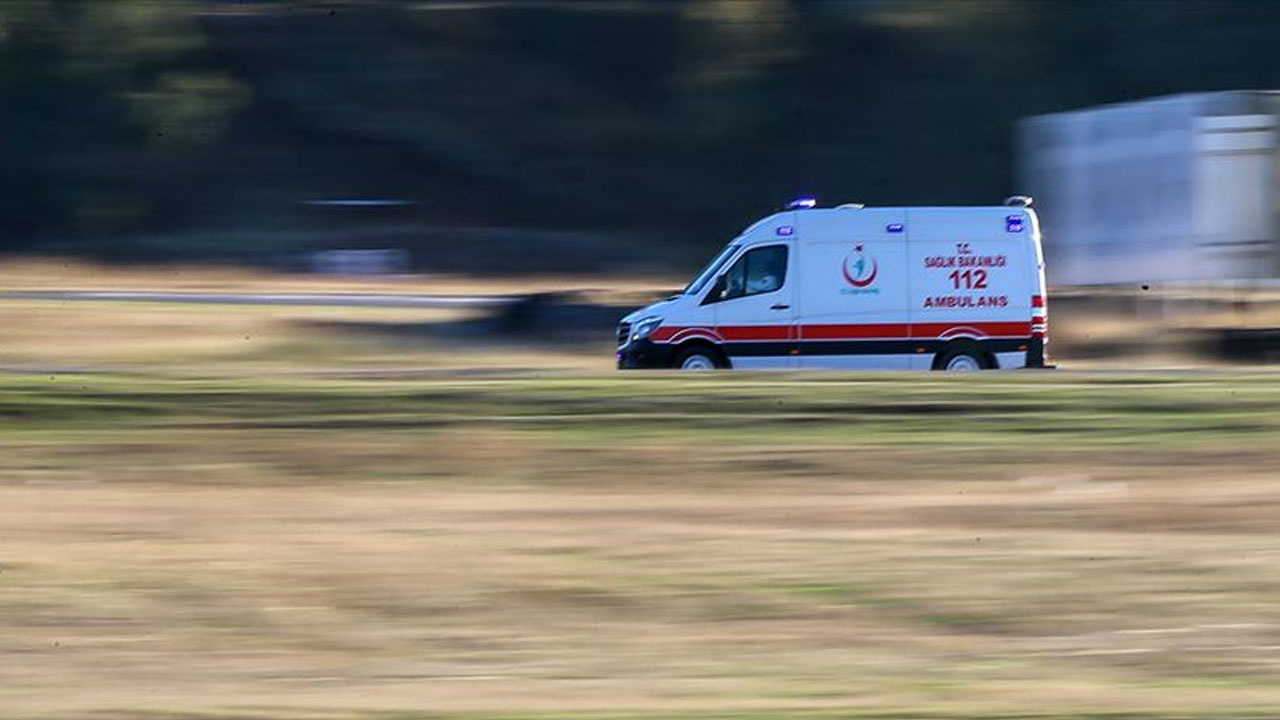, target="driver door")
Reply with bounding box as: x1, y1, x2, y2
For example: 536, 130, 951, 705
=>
703, 243, 797, 369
